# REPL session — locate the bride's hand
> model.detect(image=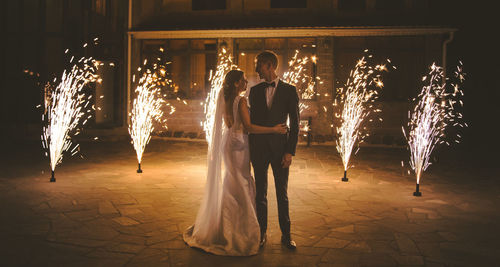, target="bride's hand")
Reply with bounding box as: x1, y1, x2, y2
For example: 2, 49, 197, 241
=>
273, 124, 288, 134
